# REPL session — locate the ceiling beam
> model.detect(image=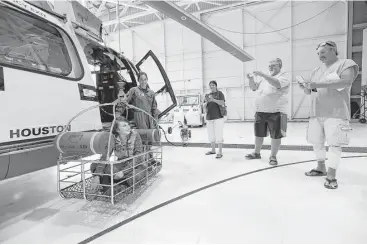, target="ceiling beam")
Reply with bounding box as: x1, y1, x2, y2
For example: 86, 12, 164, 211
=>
243, 1, 289, 41
154, 12, 162, 20
103, 1, 192, 26
205, 1, 223, 6
145, 1, 254, 62
95, 0, 106, 16
184, 4, 192, 10
101, 1, 271, 28
103, 0, 149, 10
118, 2, 149, 11
125, 20, 144, 24
196, 1, 274, 15
113, 3, 122, 31
119, 5, 129, 17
